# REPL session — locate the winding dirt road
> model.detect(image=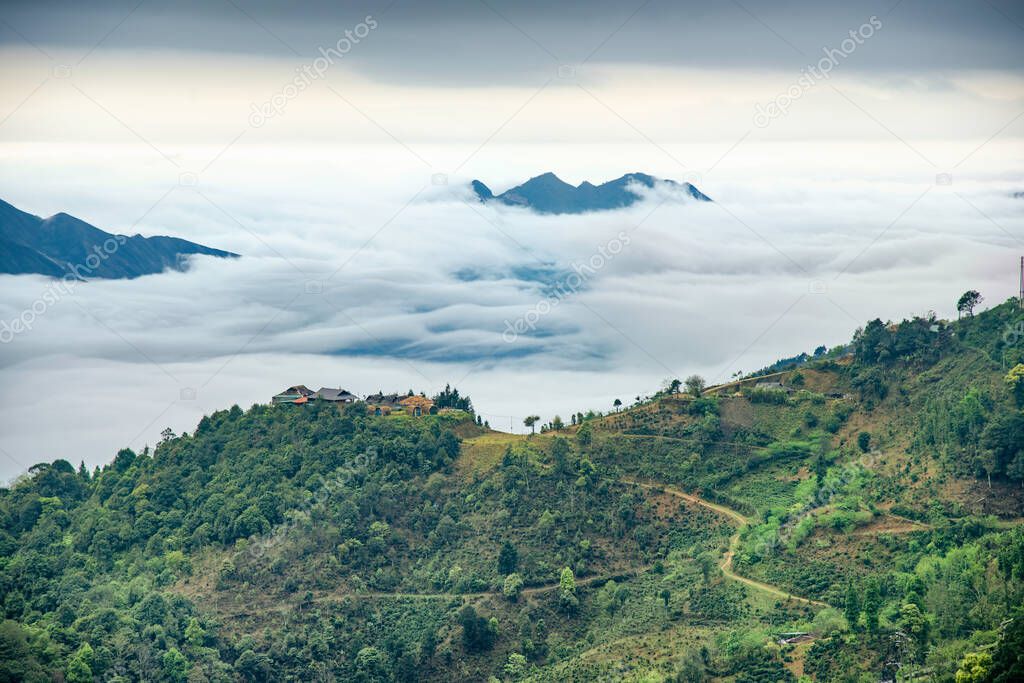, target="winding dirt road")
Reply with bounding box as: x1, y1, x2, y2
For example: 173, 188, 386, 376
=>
622, 478, 830, 608
196, 473, 832, 623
